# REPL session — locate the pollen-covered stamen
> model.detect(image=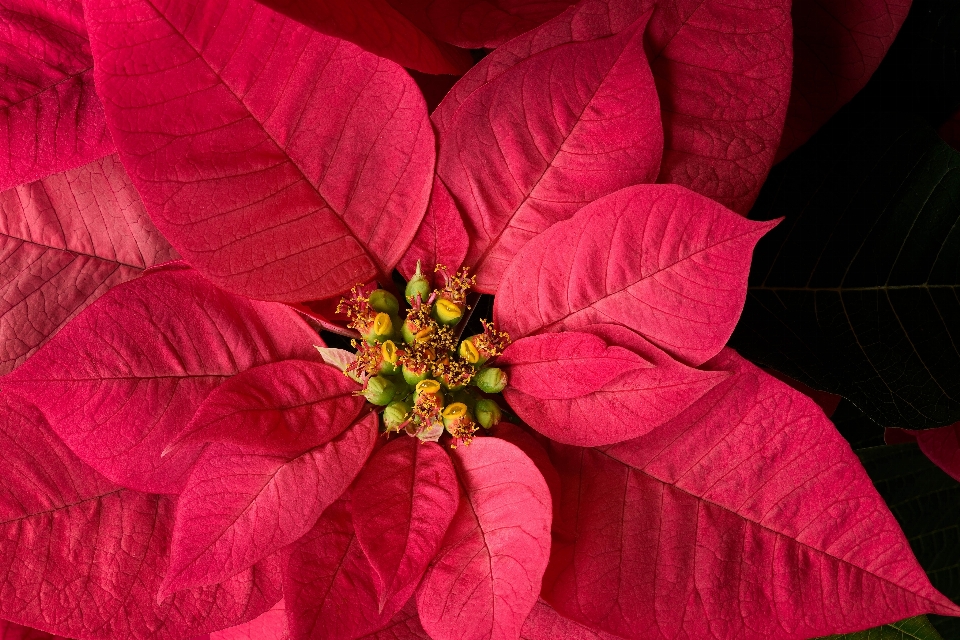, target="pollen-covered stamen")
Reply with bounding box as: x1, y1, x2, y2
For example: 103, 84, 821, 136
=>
434, 265, 475, 307
442, 402, 477, 448
408, 380, 444, 438
336, 285, 377, 332
434, 356, 475, 390
346, 340, 381, 380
